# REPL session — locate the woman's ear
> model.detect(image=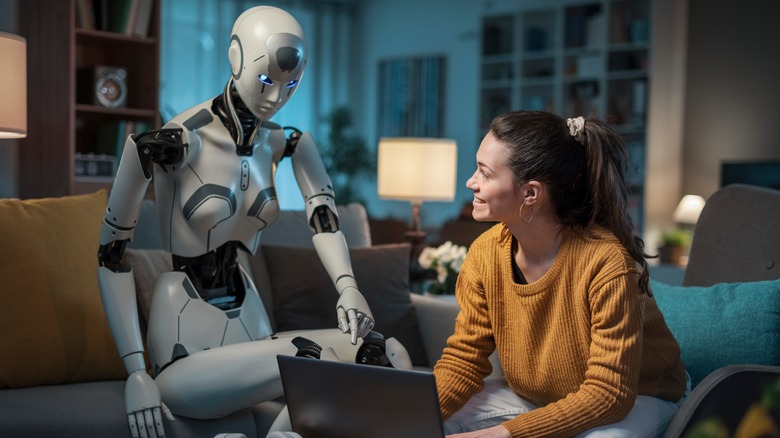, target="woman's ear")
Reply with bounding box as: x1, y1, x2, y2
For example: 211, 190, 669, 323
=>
522, 181, 543, 206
